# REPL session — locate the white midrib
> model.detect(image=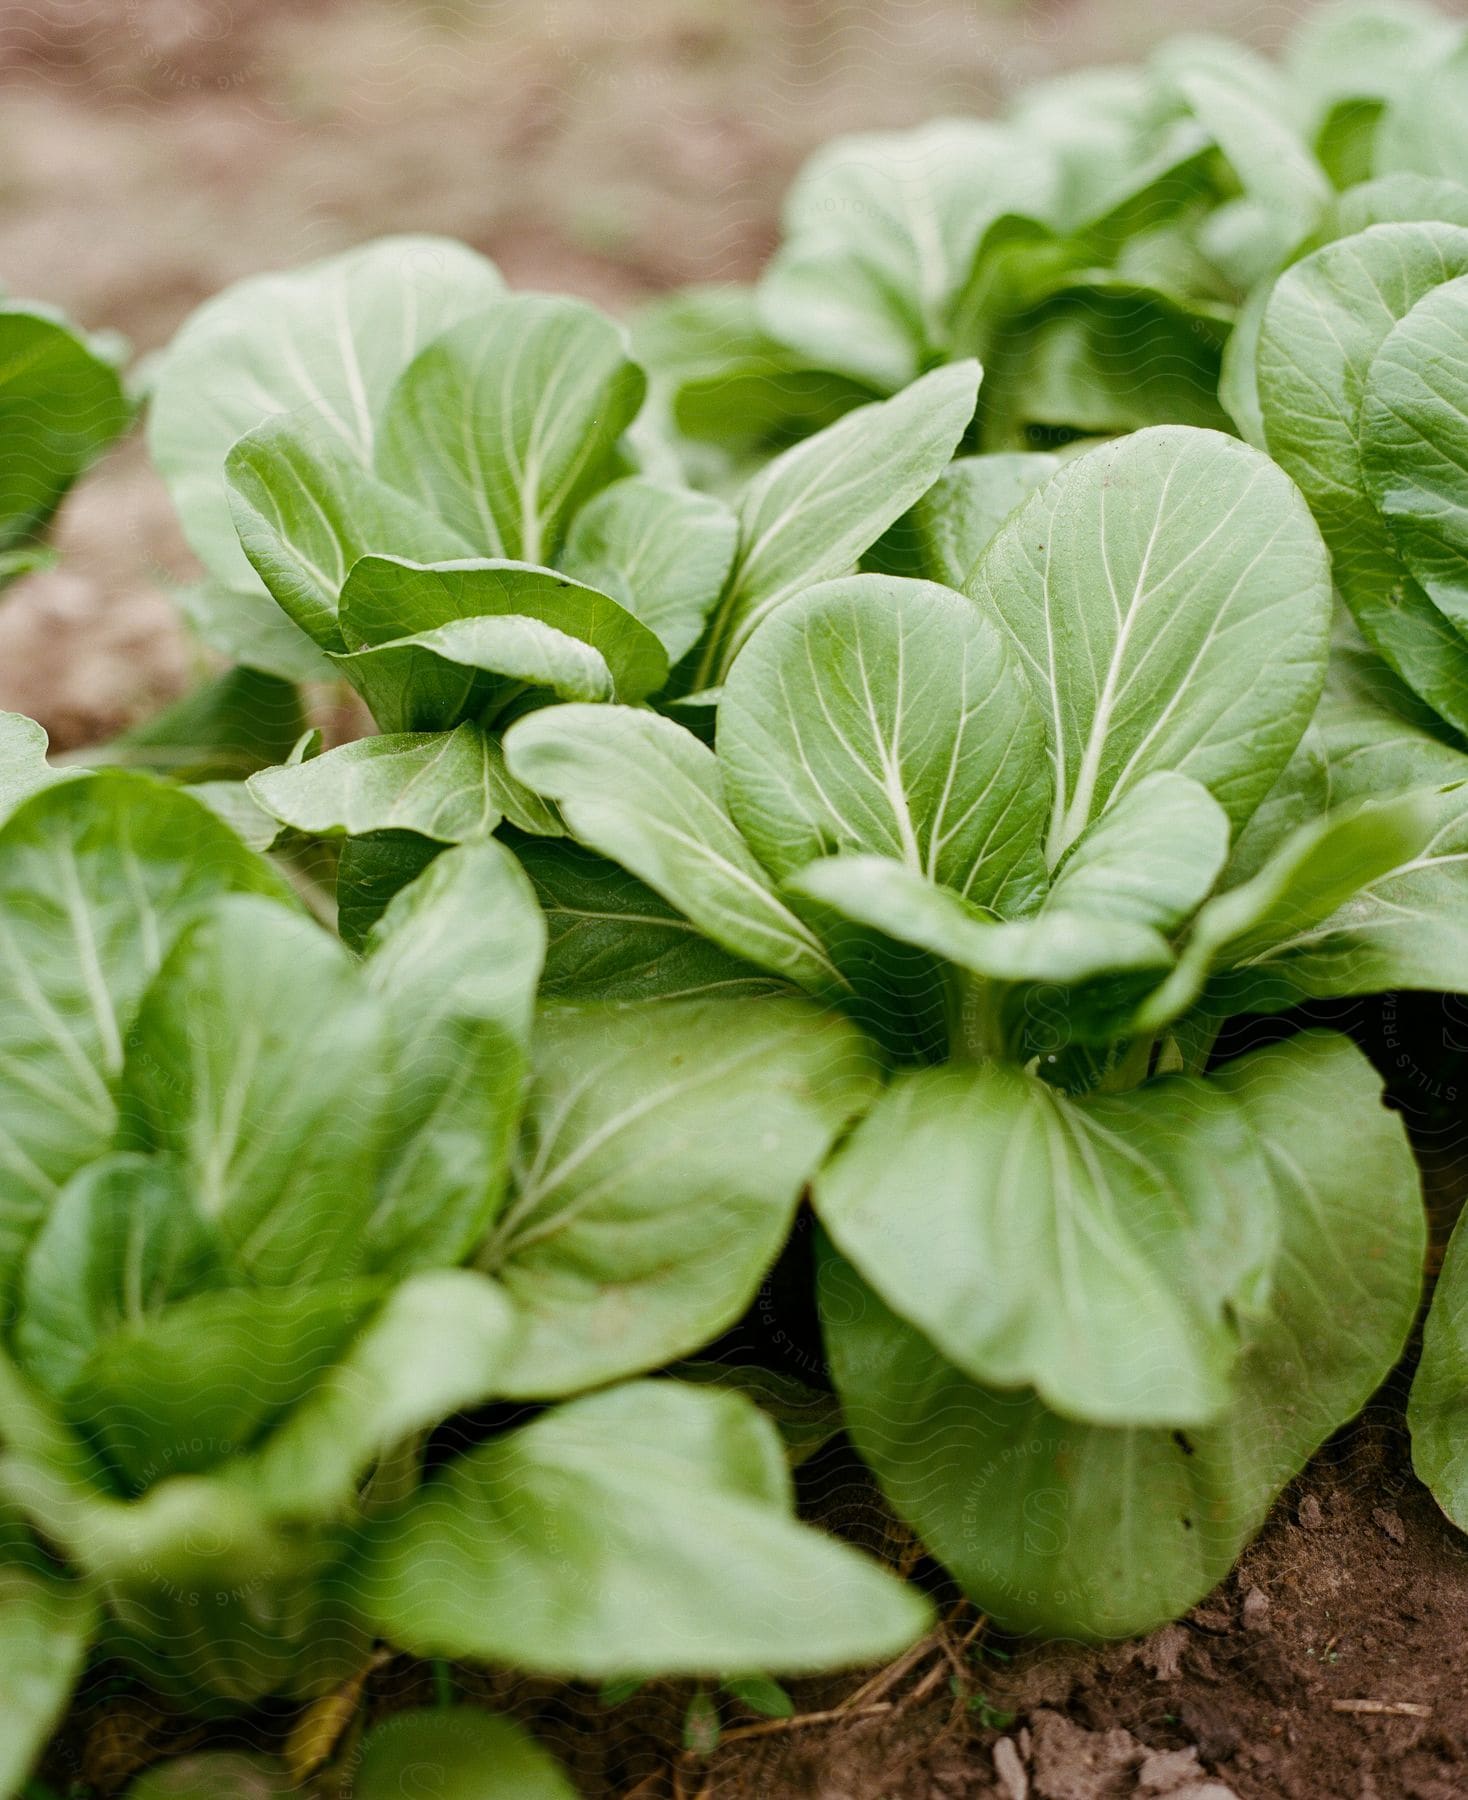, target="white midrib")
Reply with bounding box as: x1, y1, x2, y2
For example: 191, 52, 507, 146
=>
1048, 630, 1131, 869
1048, 477, 1170, 865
